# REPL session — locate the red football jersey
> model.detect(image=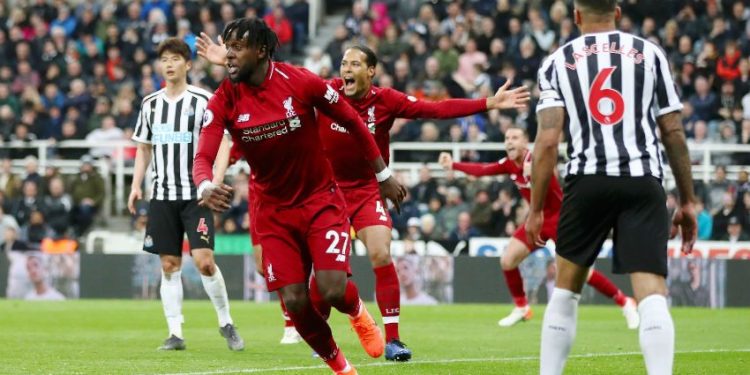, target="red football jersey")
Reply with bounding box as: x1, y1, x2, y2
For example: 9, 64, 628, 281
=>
194, 62, 381, 206
318, 78, 487, 189
452, 150, 563, 216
